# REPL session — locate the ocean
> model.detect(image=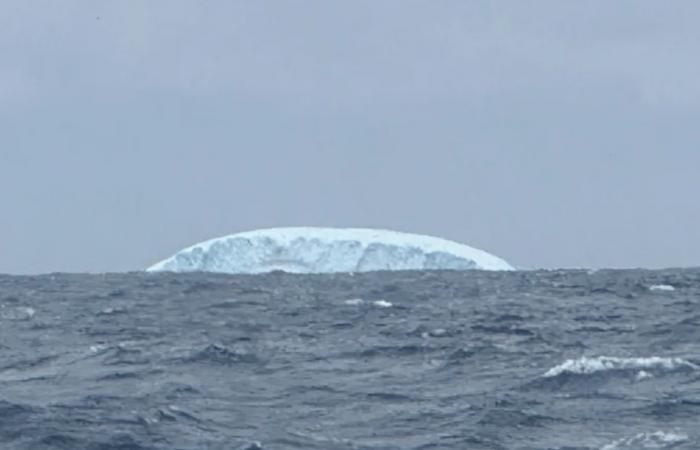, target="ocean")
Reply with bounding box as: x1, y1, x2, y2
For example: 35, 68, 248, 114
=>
1, 268, 699, 449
